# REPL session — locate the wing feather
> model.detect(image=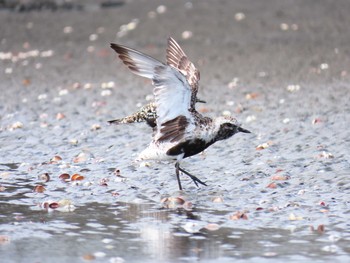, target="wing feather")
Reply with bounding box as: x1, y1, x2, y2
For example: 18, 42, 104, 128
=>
166, 37, 200, 109
110, 43, 163, 79
110, 42, 195, 143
